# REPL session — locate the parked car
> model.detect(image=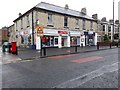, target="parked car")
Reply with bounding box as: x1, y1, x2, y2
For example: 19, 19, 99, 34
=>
3, 42, 9, 48
2, 42, 9, 51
